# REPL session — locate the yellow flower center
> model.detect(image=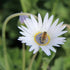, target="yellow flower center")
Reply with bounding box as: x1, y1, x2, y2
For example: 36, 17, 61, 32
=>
34, 32, 50, 46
